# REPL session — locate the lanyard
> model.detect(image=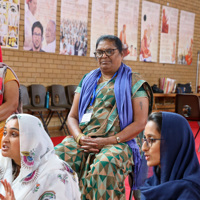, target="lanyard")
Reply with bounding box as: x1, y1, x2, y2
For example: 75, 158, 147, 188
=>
90, 72, 117, 106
